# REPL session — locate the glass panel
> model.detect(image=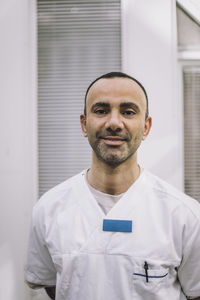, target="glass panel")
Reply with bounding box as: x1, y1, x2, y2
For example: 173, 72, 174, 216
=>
177, 5, 200, 51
